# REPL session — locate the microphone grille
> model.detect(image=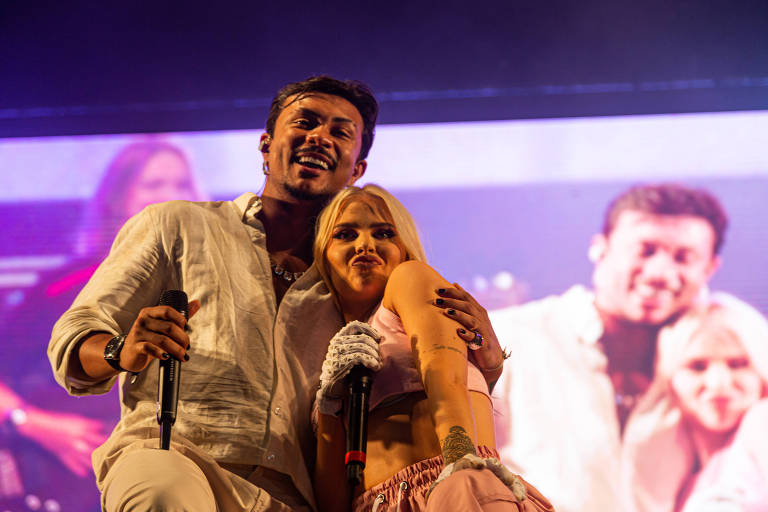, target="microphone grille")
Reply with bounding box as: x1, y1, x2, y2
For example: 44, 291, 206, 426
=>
159, 290, 188, 319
